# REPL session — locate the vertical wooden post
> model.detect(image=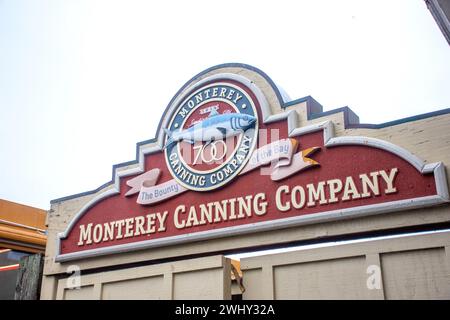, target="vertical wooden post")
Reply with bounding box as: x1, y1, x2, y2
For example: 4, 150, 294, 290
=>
261, 264, 274, 299
222, 257, 232, 300
14, 253, 44, 300
163, 271, 174, 299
